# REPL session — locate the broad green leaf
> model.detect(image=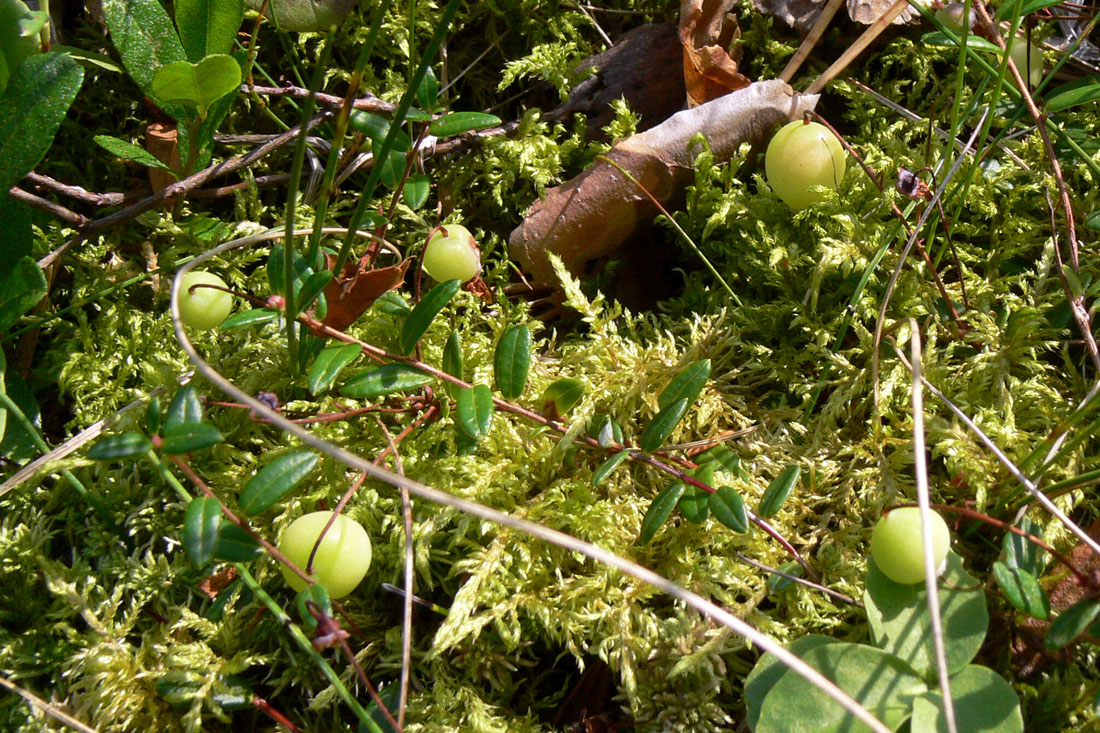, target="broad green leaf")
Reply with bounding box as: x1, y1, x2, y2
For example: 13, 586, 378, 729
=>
995, 0, 1063, 19
175, 0, 244, 61
308, 342, 361, 395
591, 450, 630, 487
52, 45, 125, 73
0, 52, 83, 192
755, 642, 927, 732
428, 111, 502, 138
219, 308, 279, 330
442, 329, 464, 400
87, 432, 153, 460
403, 173, 431, 209
251, 0, 356, 33
373, 142, 407, 189
494, 324, 532, 399
757, 465, 800, 518
1045, 75, 1100, 113
541, 377, 584, 419
374, 291, 412, 317
296, 584, 332, 631
696, 444, 746, 478
0, 194, 31, 263
865, 552, 989, 679
1003, 517, 1047, 575
400, 279, 461, 354
212, 523, 261, 562
161, 422, 224, 454
267, 243, 315, 296
348, 111, 411, 151
1045, 597, 1100, 650
293, 269, 332, 317
165, 384, 204, 431
766, 560, 803, 593
744, 634, 837, 730
637, 482, 686, 545
709, 486, 749, 533
0, 0, 45, 94
657, 359, 710, 411
151, 54, 241, 117
677, 484, 709, 523
416, 65, 438, 111
921, 31, 1002, 54
993, 561, 1049, 619
94, 134, 178, 173
183, 496, 222, 567
910, 665, 1023, 733
455, 384, 493, 439
238, 450, 320, 515
101, 0, 186, 102
340, 364, 433, 399
0, 256, 46, 333
145, 396, 161, 435
638, 398, 689, 453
